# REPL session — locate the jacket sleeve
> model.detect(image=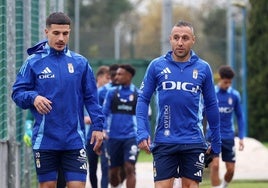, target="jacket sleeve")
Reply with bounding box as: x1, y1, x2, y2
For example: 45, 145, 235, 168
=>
136, 62, 156, 144
203, 65, 221, 154
234, 91, 245, 139
12, 59, 39, 109
102, 88, 115, 131
83, 62, 105, 132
